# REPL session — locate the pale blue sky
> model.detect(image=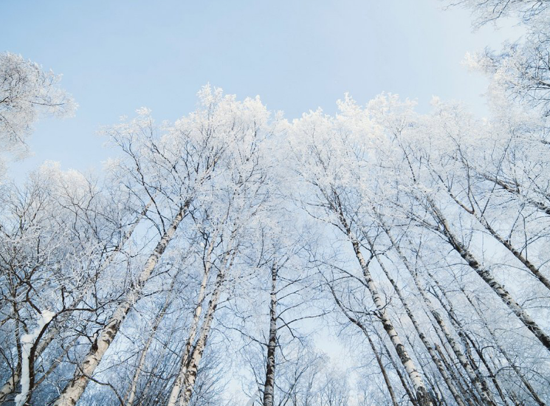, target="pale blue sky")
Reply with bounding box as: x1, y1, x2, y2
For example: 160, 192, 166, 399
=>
1, 0, 520, 179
